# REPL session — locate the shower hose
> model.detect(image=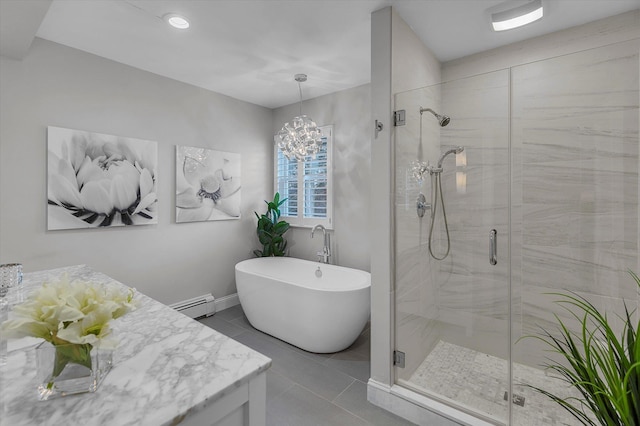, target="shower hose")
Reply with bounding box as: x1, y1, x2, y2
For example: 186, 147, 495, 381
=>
428, 171, 451, 261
